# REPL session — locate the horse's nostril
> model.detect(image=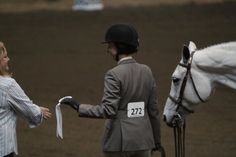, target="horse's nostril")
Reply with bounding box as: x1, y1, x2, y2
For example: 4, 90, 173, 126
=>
163, 115, 167, 122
